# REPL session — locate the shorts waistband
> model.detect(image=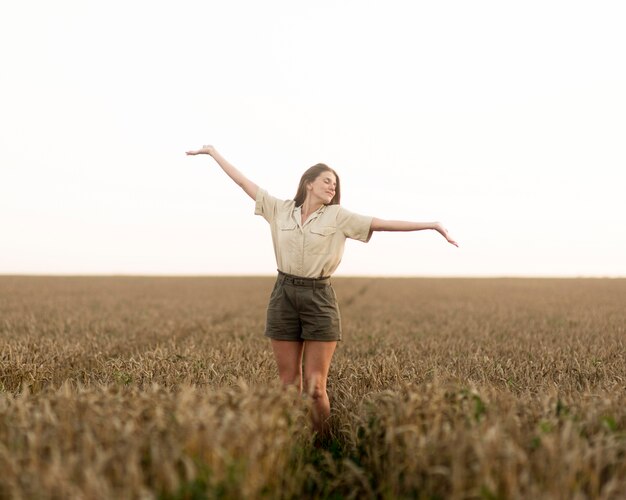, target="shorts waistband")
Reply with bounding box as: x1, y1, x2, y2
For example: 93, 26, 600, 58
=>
277, 270, 331, 288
